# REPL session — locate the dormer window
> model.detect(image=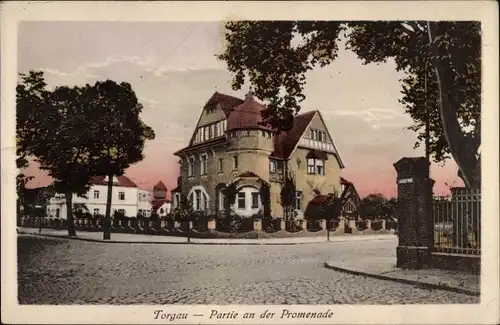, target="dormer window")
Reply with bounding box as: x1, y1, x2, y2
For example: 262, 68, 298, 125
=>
269, 159, 283, 173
